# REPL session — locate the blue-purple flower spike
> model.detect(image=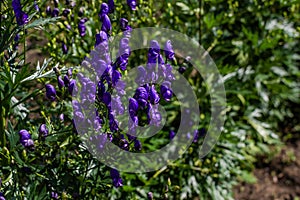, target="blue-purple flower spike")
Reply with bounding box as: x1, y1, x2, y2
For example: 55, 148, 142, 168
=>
12, 0, 29, 26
